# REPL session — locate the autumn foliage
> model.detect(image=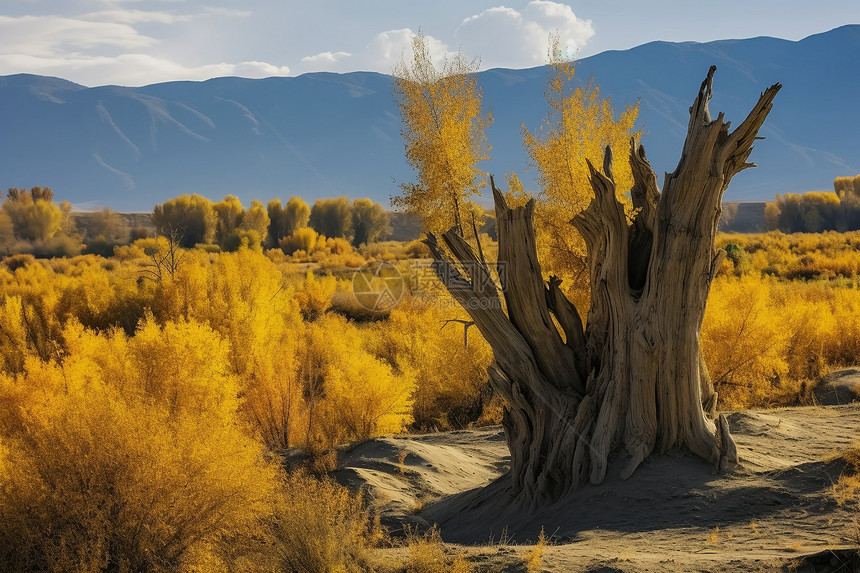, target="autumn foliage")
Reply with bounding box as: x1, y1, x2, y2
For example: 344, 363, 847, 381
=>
0, 318, 278, 571
703, 231, 860, 407
392, 33, 492, 238
521, 51, 640, 304
3, 187, 860, 568
0, 235, 494, 569
1, 55, 859, 567
0, 187, 82, 257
